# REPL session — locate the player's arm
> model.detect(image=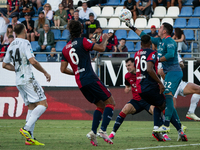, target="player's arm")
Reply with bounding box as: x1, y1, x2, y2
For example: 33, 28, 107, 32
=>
159, 43, 175, 62
124, 85, 131, 93
60, 61, 74, 75
29, 57, 51, 82
147, 61, 165, 94
2, 62, 15, 71
93, 33, 109, 52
